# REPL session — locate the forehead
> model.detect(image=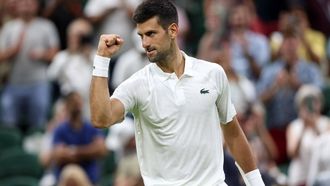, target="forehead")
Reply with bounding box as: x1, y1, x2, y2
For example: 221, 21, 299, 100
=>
136, 17, 163, 34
